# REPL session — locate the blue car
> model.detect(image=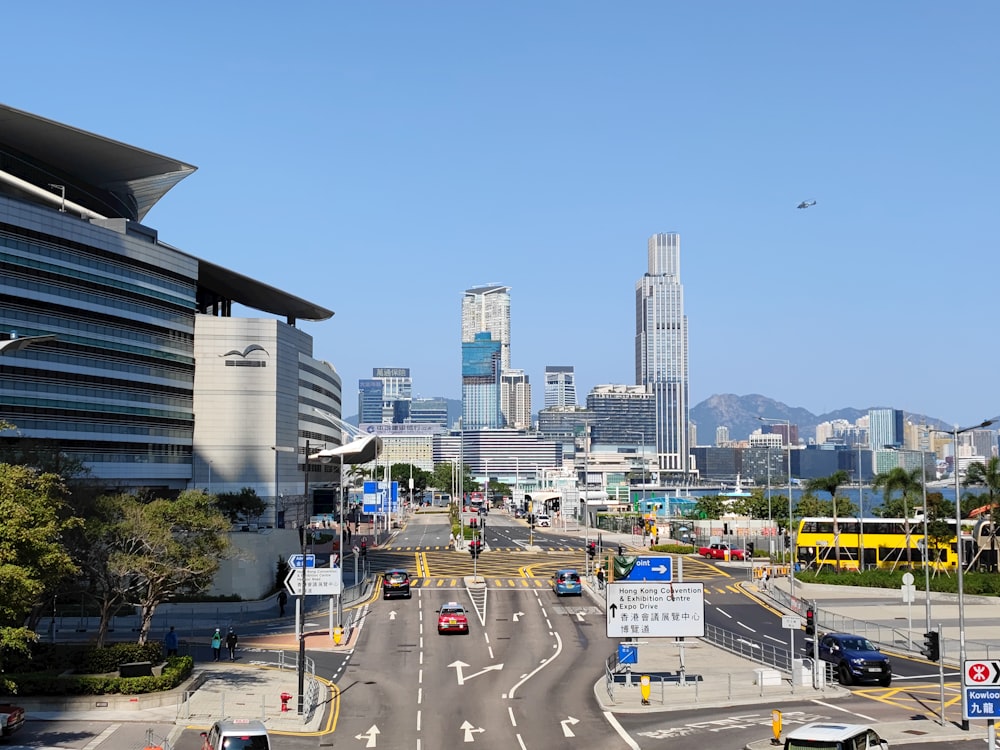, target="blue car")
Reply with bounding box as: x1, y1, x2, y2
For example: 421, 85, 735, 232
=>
552, 569, 582, 596
817, 633, 892, 686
